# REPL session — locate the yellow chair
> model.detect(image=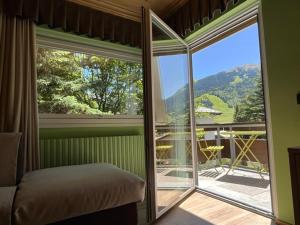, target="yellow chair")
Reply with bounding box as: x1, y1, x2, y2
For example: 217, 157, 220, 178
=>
156, 145, 173, 165
197, 128, 224, 172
